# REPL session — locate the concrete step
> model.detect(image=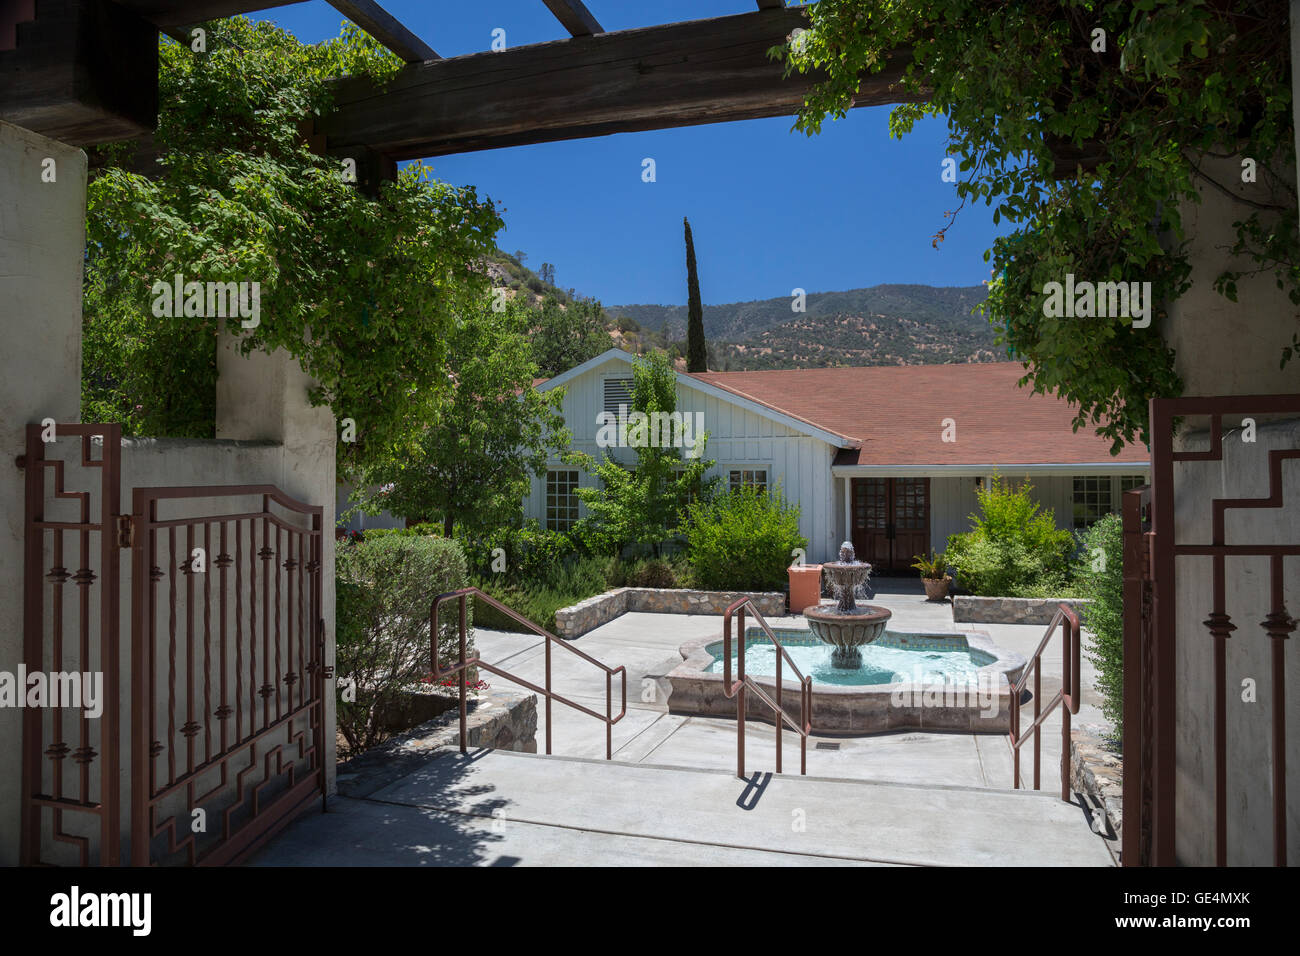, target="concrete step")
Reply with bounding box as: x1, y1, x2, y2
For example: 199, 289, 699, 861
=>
254, 748, 1115, 867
